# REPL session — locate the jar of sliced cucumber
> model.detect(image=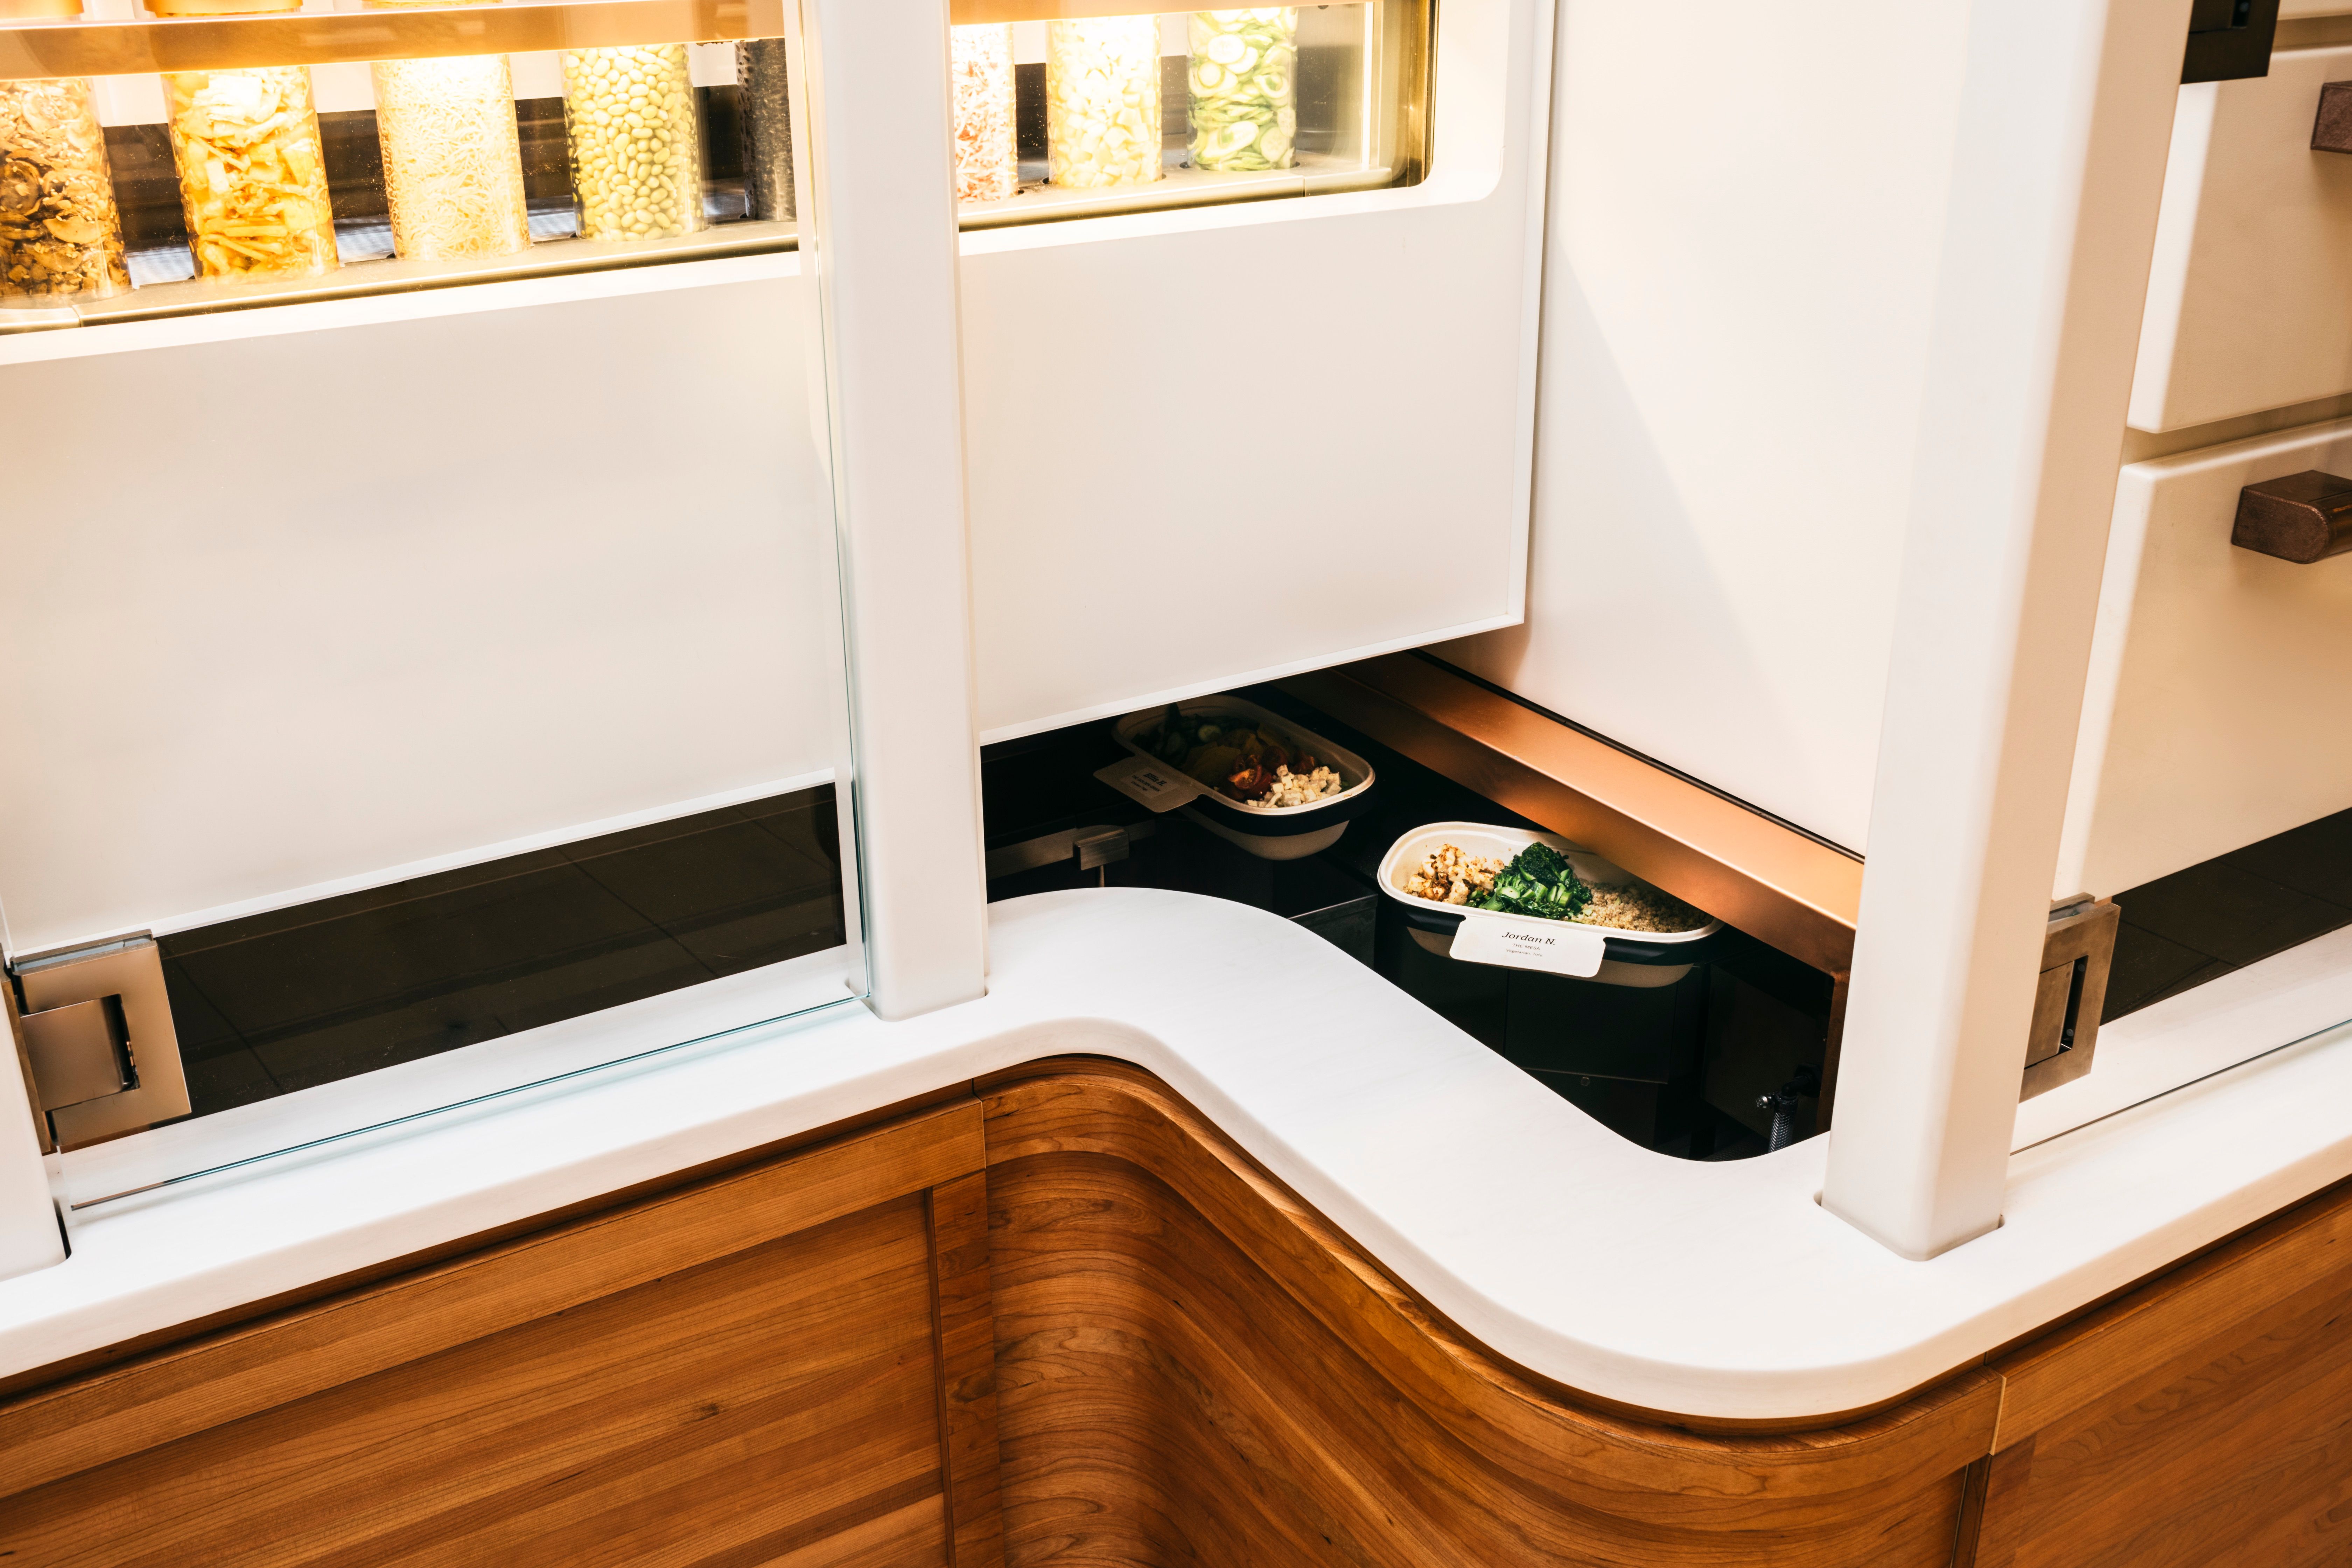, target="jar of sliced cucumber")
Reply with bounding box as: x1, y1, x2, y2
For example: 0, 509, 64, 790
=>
1188, 8, 1296, 172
